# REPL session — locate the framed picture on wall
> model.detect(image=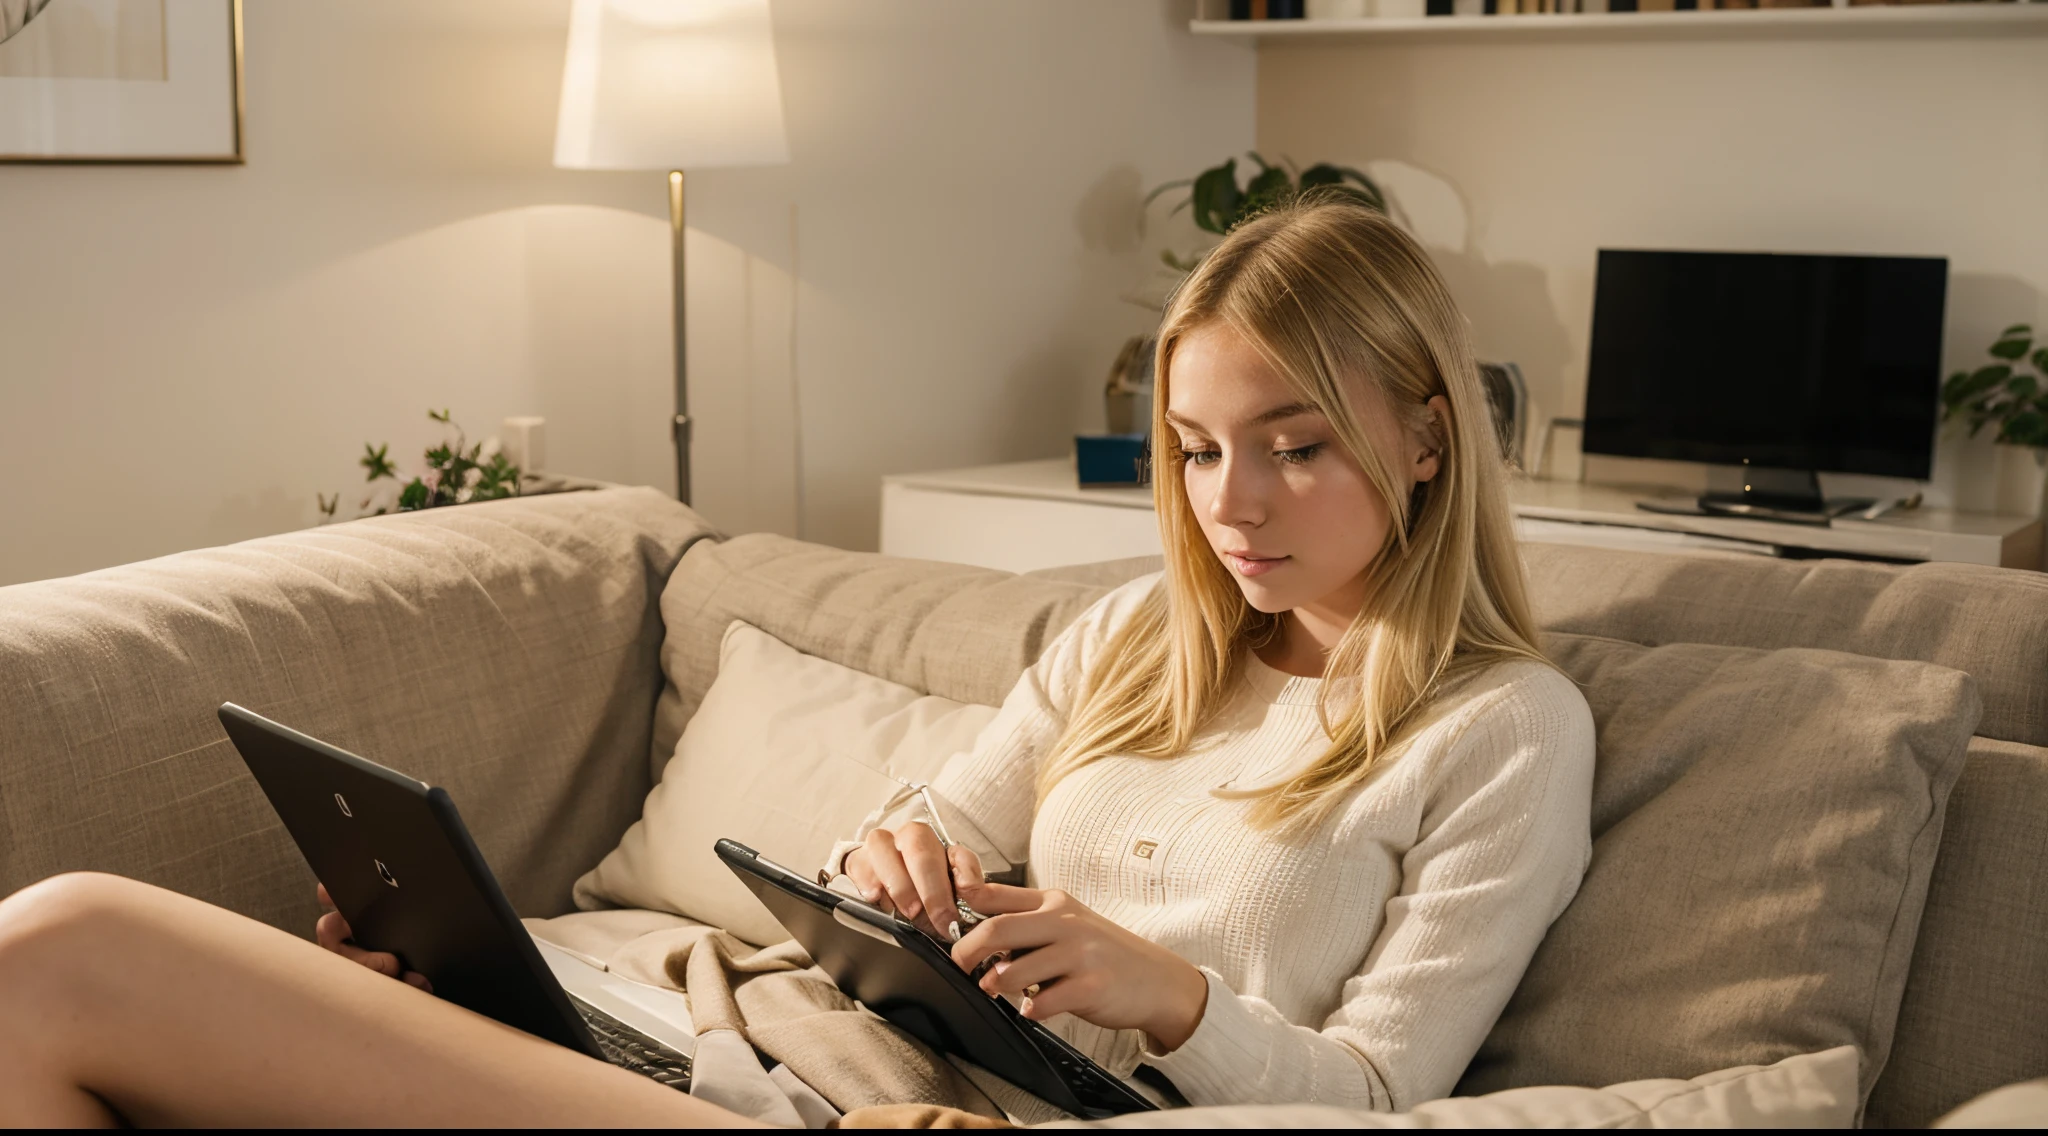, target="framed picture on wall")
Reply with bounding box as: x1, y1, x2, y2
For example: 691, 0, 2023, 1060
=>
0, 0, 242, 163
